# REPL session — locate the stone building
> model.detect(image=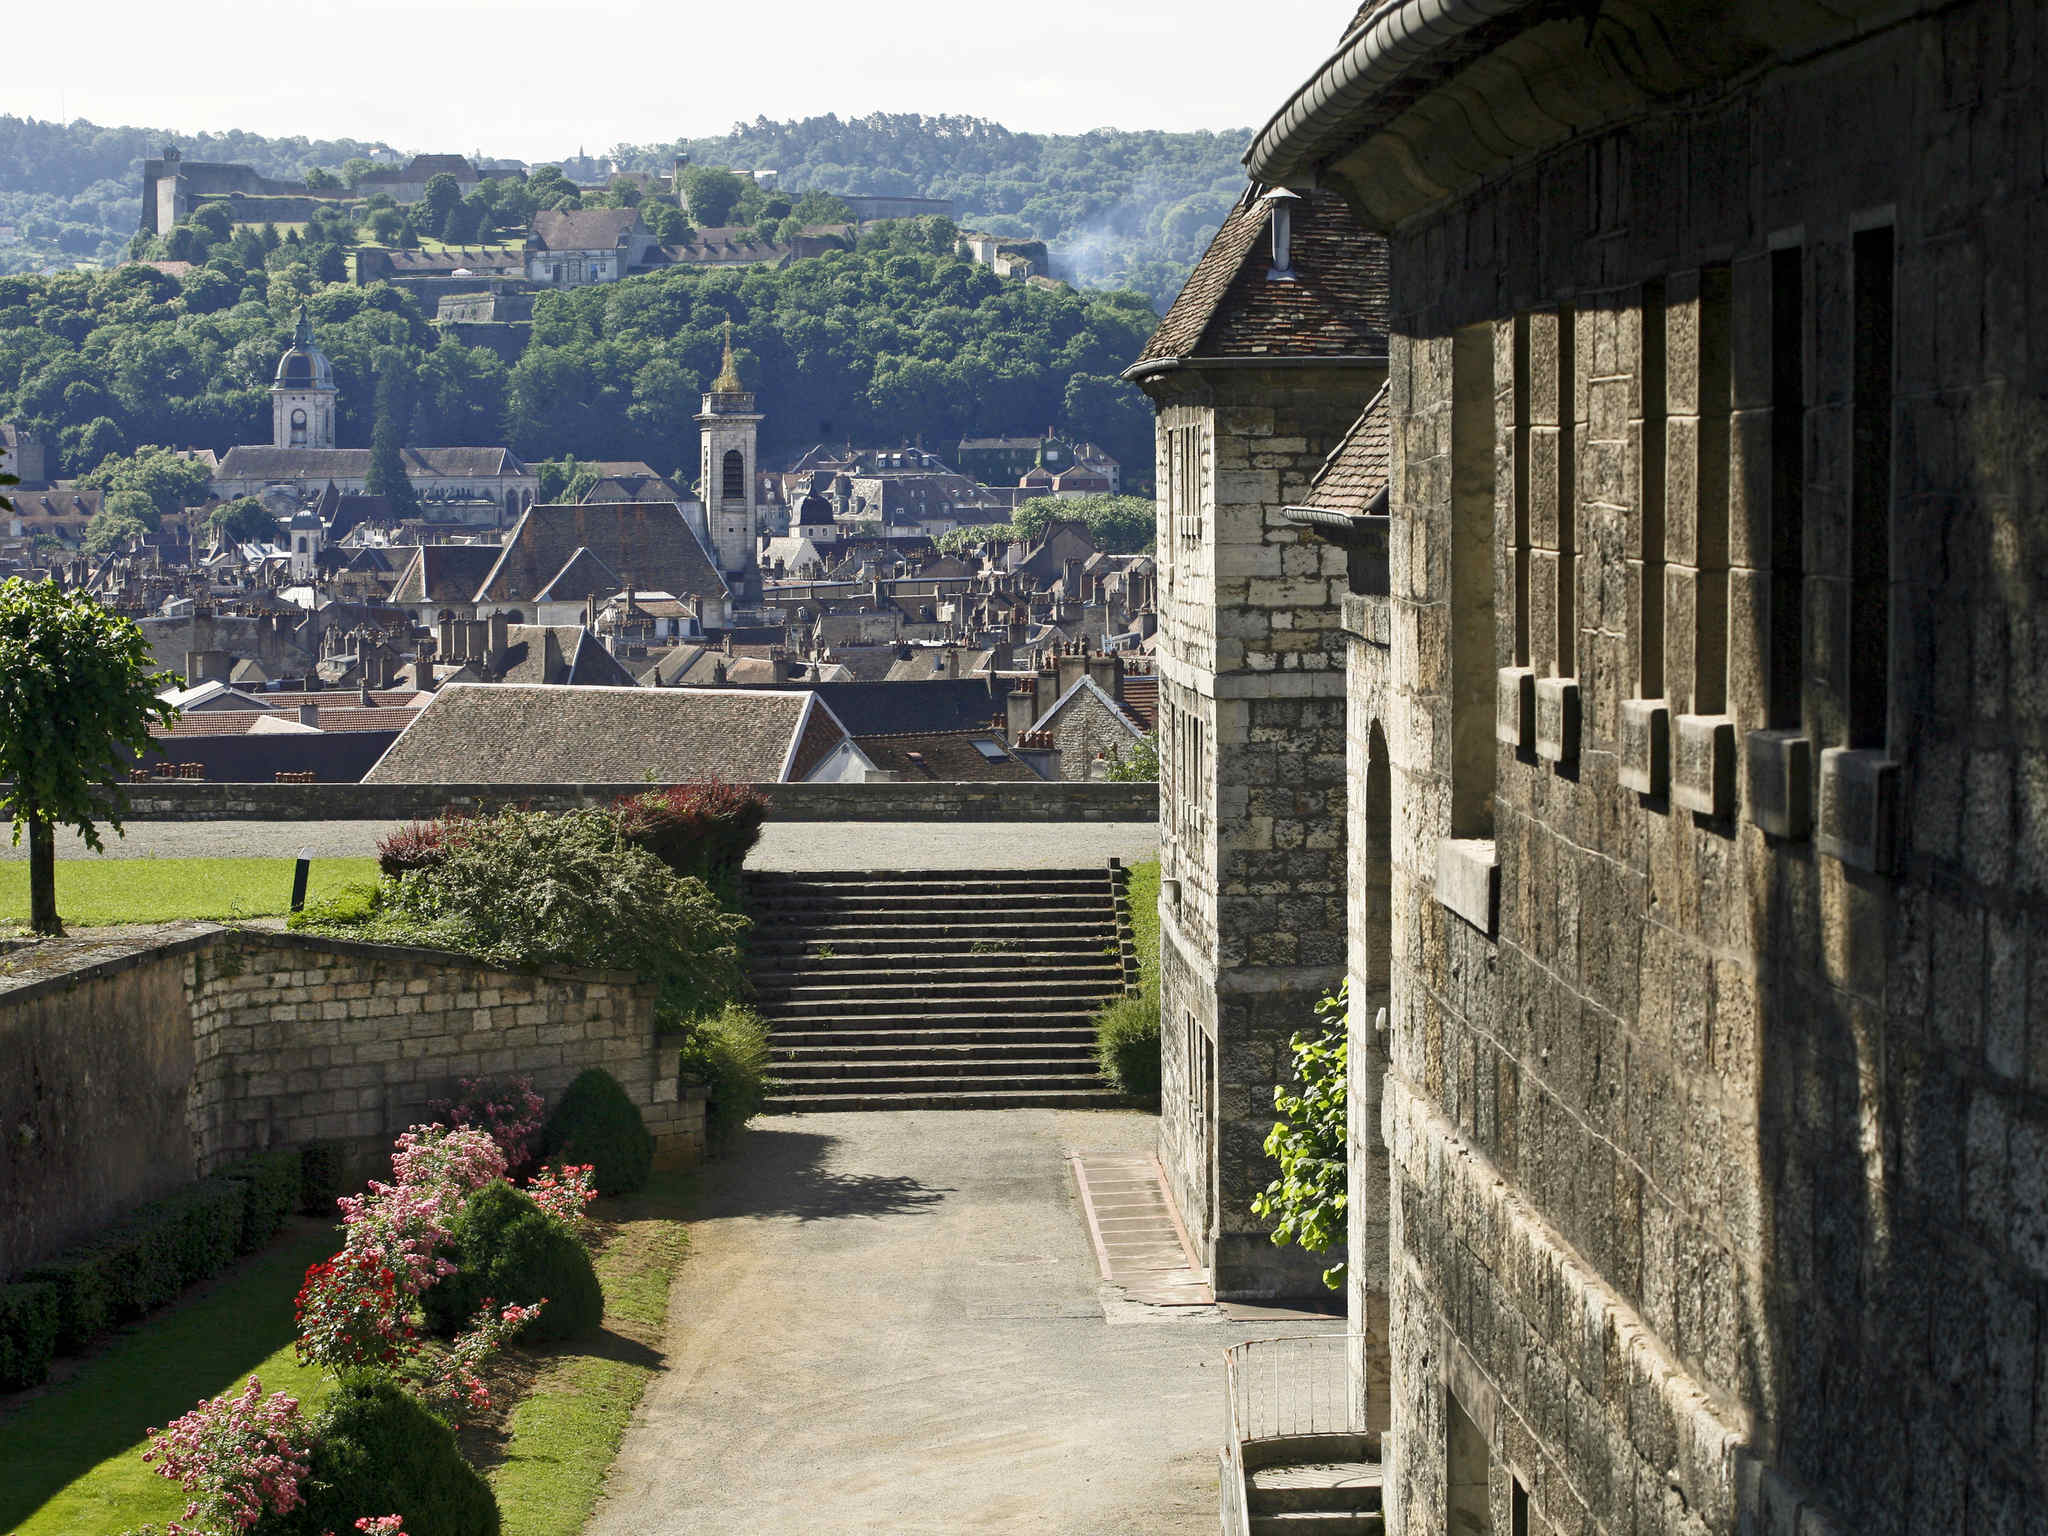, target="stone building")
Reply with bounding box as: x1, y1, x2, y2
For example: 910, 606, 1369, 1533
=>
697, 336, 764, 584
1176, 0, 2048, 1532
1128, 183, 1390, 1297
